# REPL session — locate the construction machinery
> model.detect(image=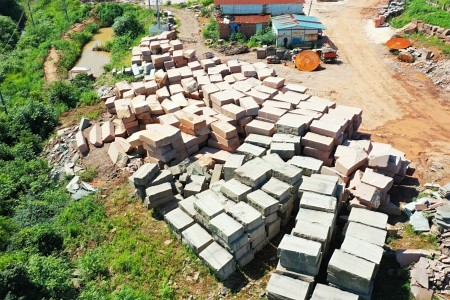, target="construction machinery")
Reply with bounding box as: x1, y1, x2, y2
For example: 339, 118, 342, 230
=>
315, 44, 338, 63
